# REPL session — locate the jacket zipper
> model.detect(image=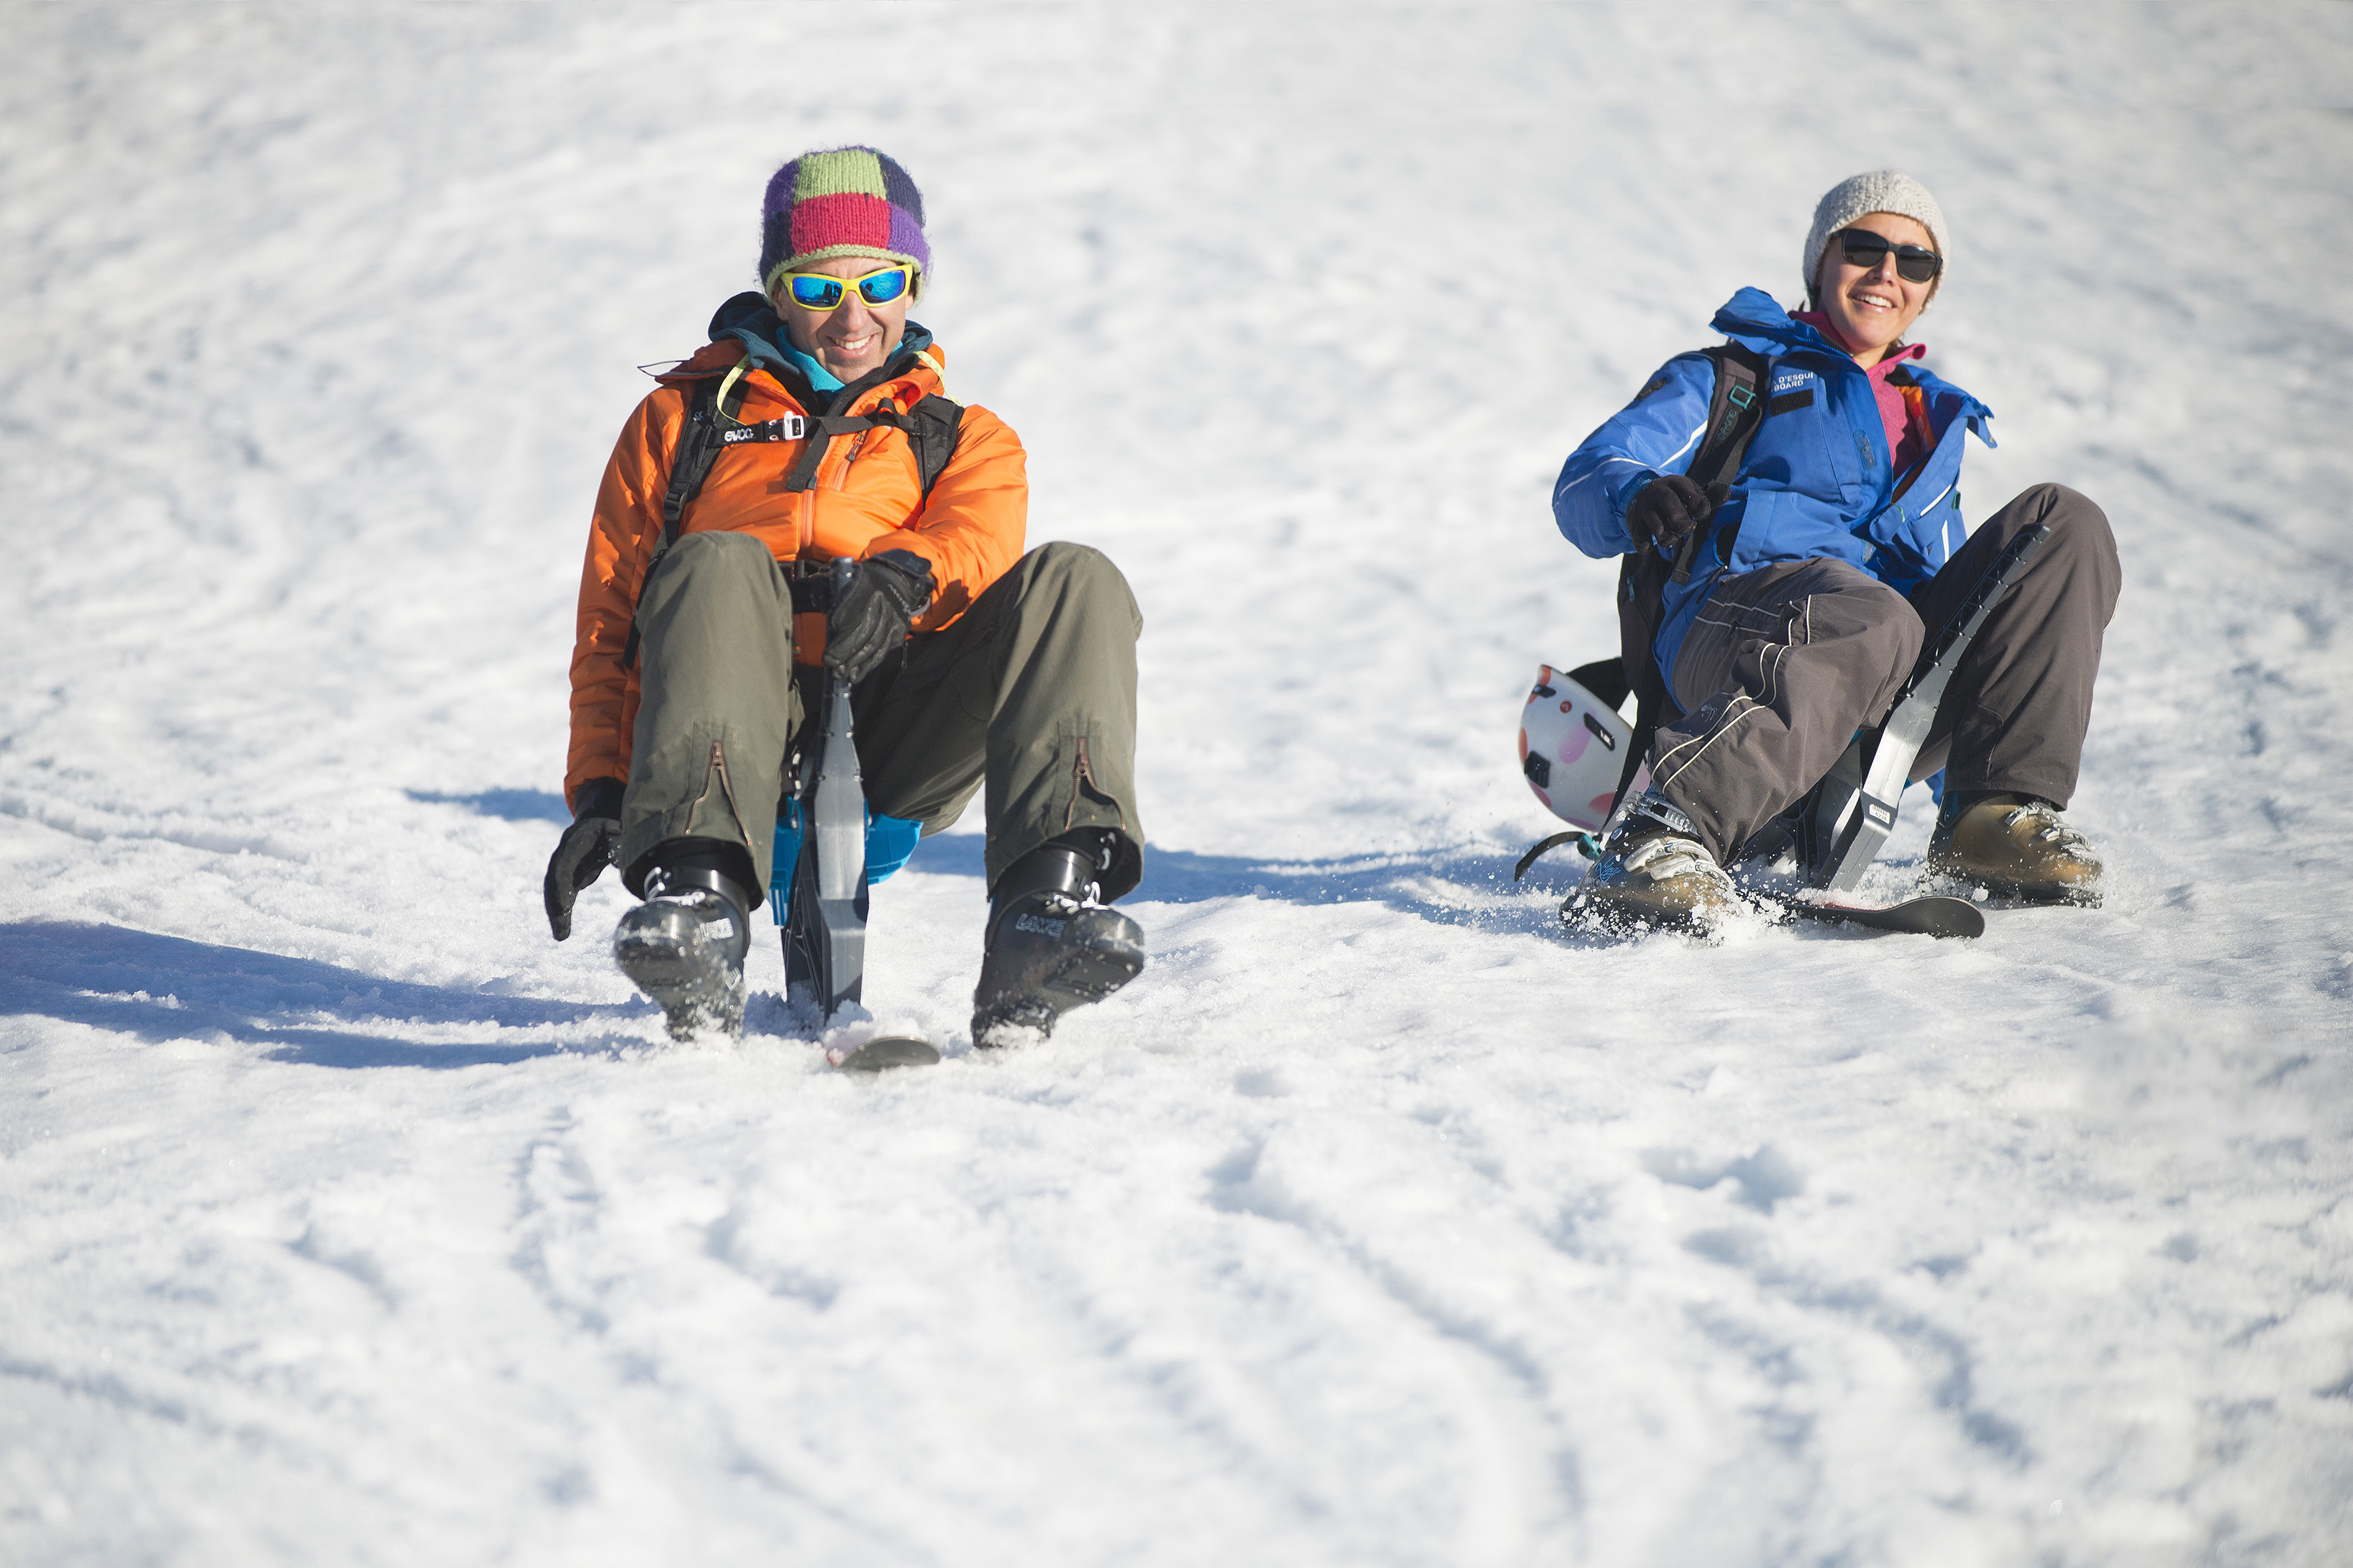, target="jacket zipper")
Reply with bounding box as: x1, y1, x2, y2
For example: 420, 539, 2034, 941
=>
828, 392, 901, 490
793, 378, 917, 553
